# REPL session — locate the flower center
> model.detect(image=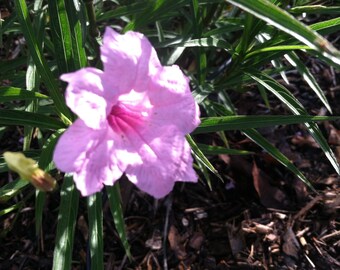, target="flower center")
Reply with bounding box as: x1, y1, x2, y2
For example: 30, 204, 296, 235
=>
107, 103, 146, 134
